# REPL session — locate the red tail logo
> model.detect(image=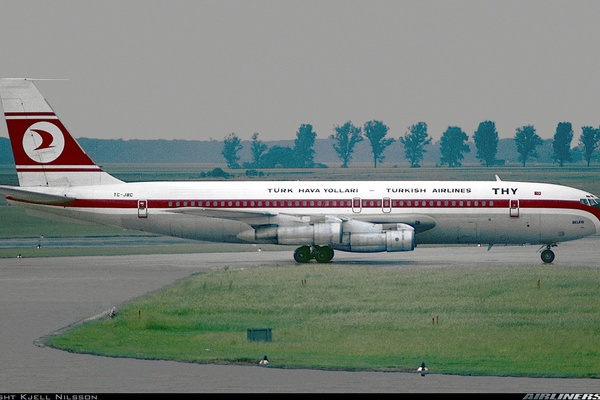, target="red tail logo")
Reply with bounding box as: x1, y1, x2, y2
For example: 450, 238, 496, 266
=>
1, 79, 123, 186
31, 129, 56, 150
6, 113, 95, 167
23, 121, 65, 163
